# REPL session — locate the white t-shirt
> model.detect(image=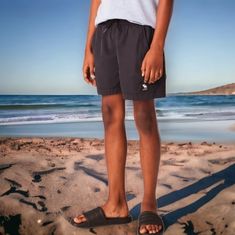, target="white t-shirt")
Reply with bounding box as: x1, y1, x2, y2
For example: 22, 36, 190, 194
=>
94, 0, 159, 29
